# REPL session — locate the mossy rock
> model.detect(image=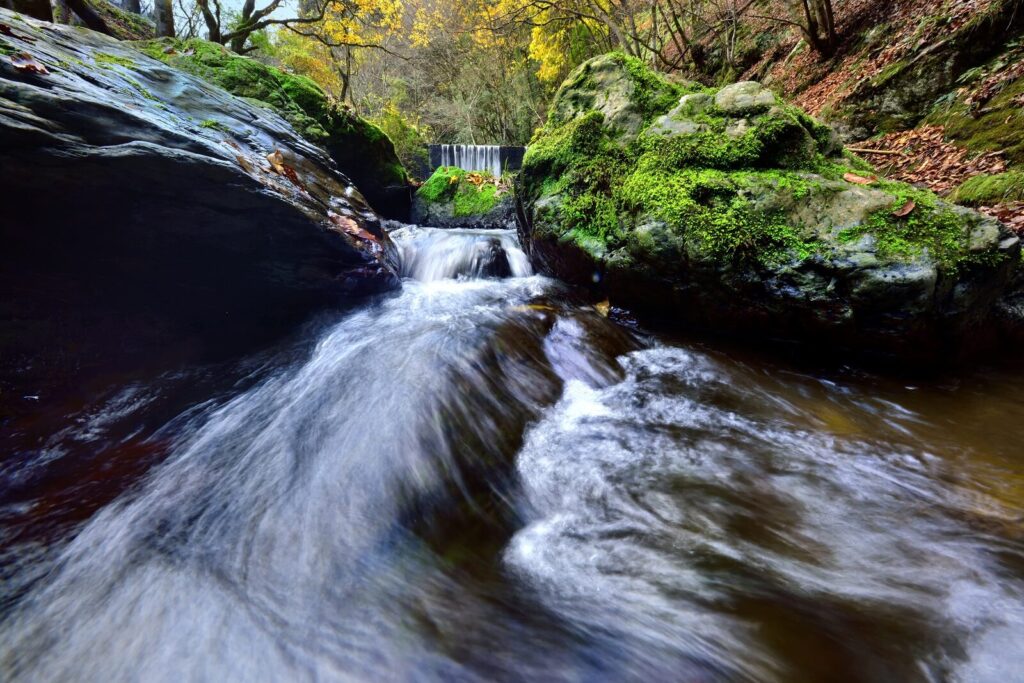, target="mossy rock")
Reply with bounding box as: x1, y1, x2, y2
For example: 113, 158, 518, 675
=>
133, 38, 410, 218
517, 53, 1021, 361
412, 167, 515, 229
929, 76, 1024, 167
952, 171, 1024, 205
